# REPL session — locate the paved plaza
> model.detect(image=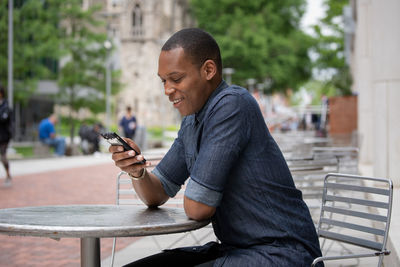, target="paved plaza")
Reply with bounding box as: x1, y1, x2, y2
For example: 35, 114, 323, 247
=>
0, 152, 399, 266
